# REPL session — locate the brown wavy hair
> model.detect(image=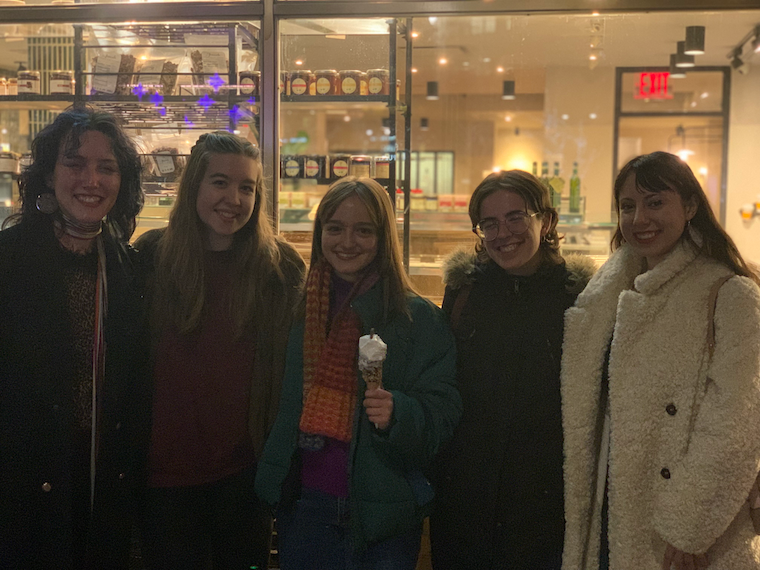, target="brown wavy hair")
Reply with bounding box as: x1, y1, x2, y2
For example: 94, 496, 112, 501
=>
612, 151, 759, 286
309, 176, 416, 321
468, 169, 562, 266
153, 131, 285, 336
